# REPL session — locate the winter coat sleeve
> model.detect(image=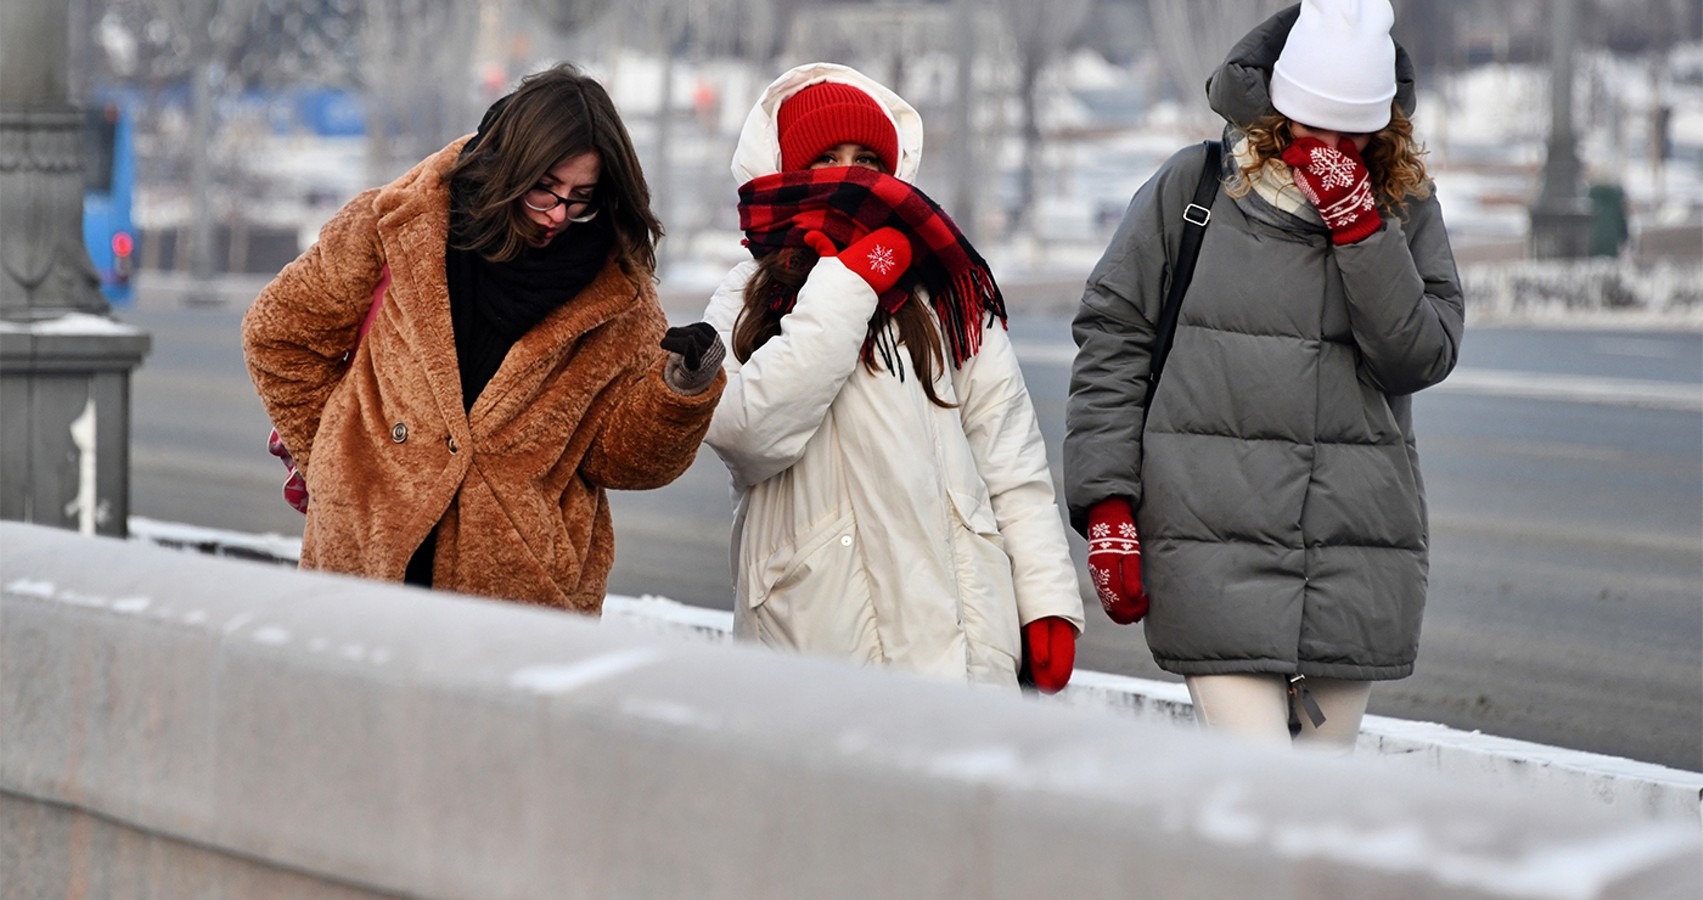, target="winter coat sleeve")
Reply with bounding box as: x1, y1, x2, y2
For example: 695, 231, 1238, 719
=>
703, 257, 881, 491
952, 322, 1087, 633
241, 190, 387, 478
1334, 190, 1465, 395
580, 299, 726, 491
1063, 147, 1201, 534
